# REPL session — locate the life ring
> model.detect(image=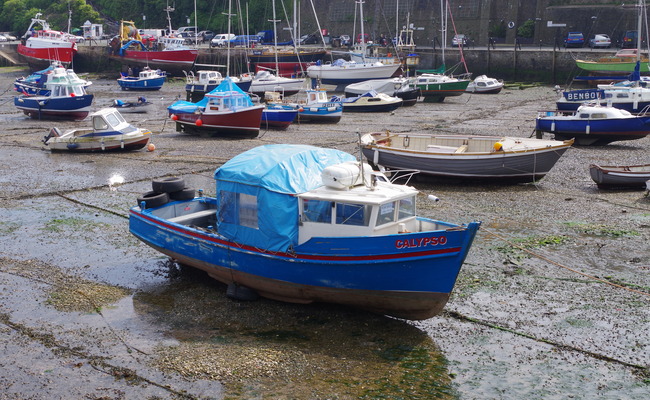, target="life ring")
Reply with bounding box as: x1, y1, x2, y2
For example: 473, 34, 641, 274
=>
508, 21, 515, 29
